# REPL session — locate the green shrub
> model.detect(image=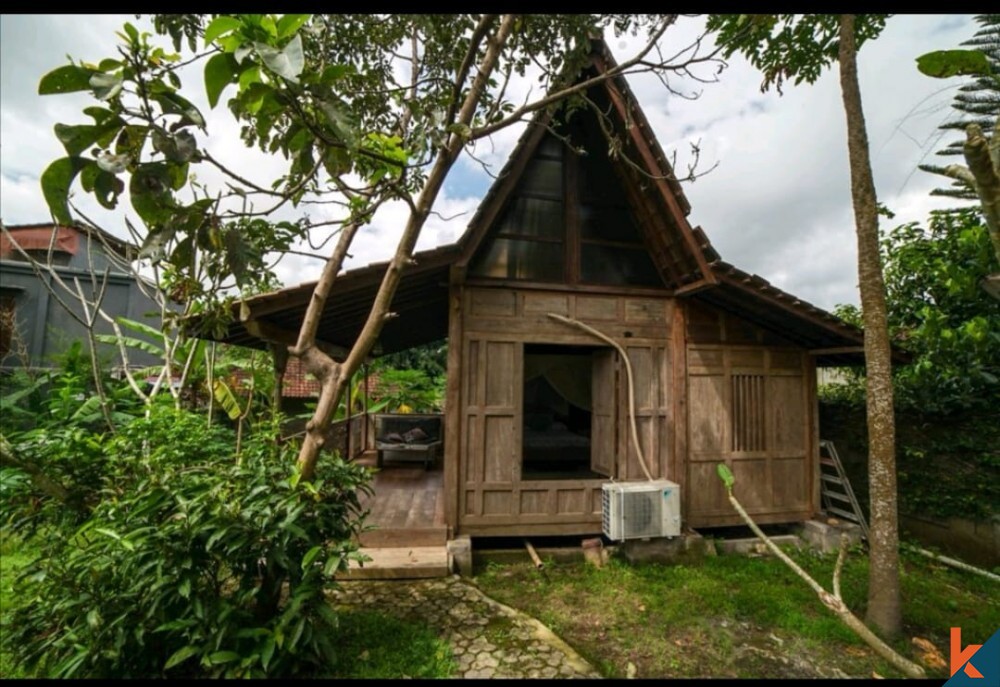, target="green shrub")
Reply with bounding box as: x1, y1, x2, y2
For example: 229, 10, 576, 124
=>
4, 406, 372, 678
